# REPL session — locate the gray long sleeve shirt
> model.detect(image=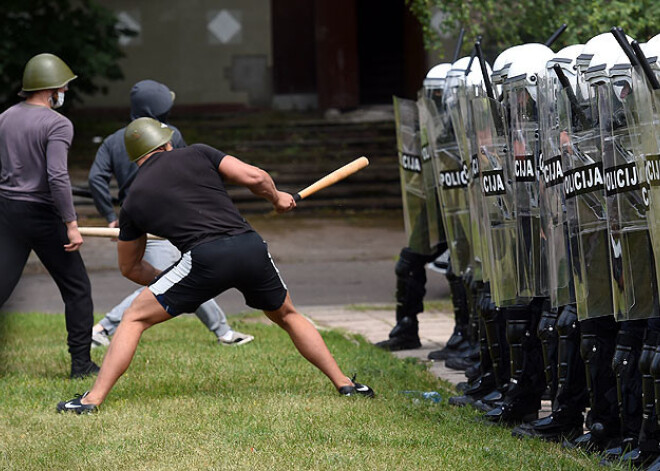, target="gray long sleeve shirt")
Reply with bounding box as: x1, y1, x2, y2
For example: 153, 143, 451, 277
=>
0, 102, 77, 222
88, 125, 185, 223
